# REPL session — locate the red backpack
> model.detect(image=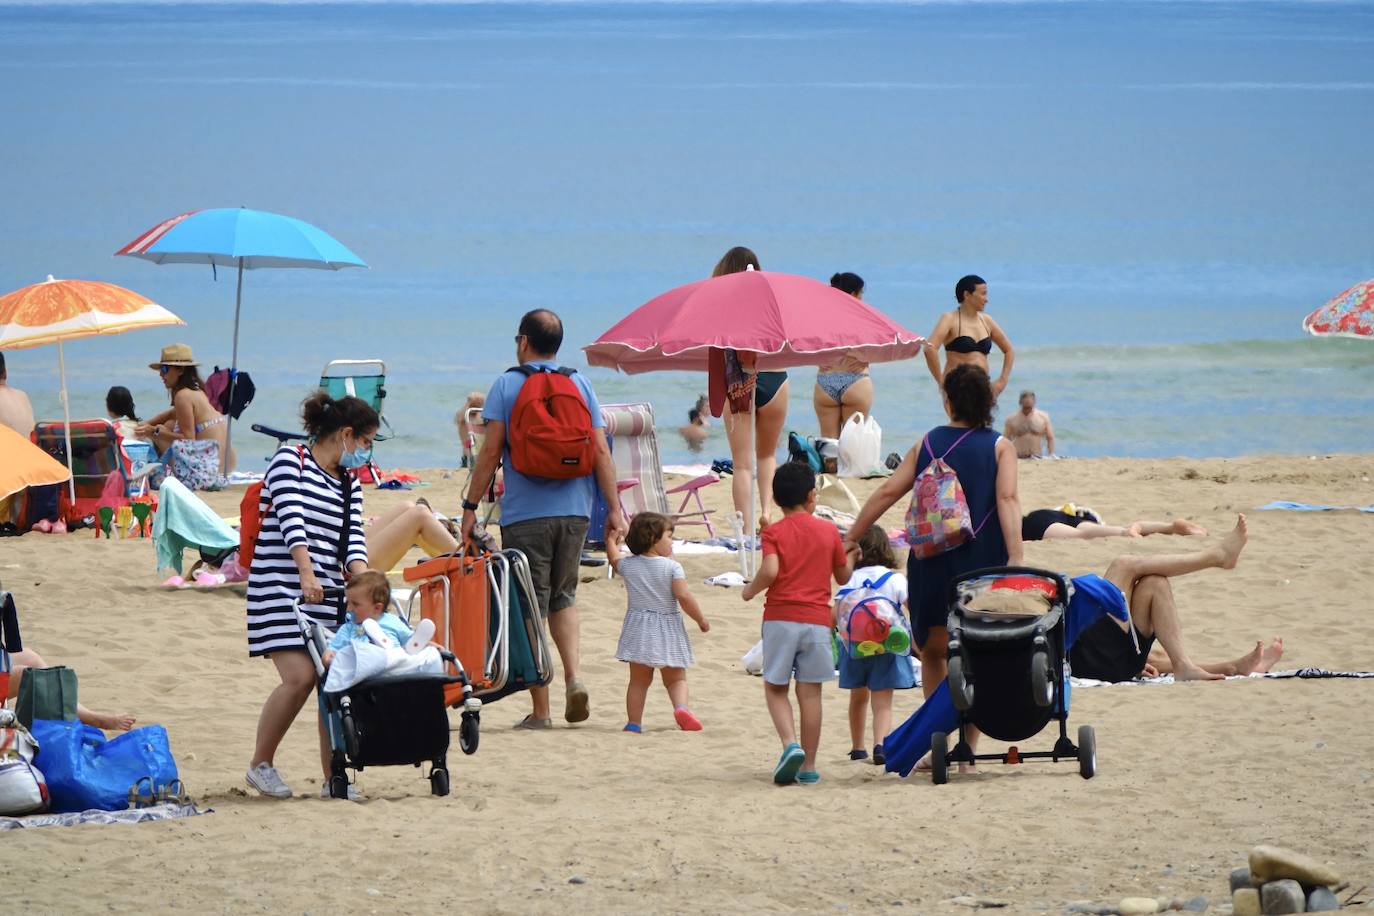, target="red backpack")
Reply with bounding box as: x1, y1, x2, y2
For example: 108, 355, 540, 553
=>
239, 446, 304, 566
506, 365, 595, 479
